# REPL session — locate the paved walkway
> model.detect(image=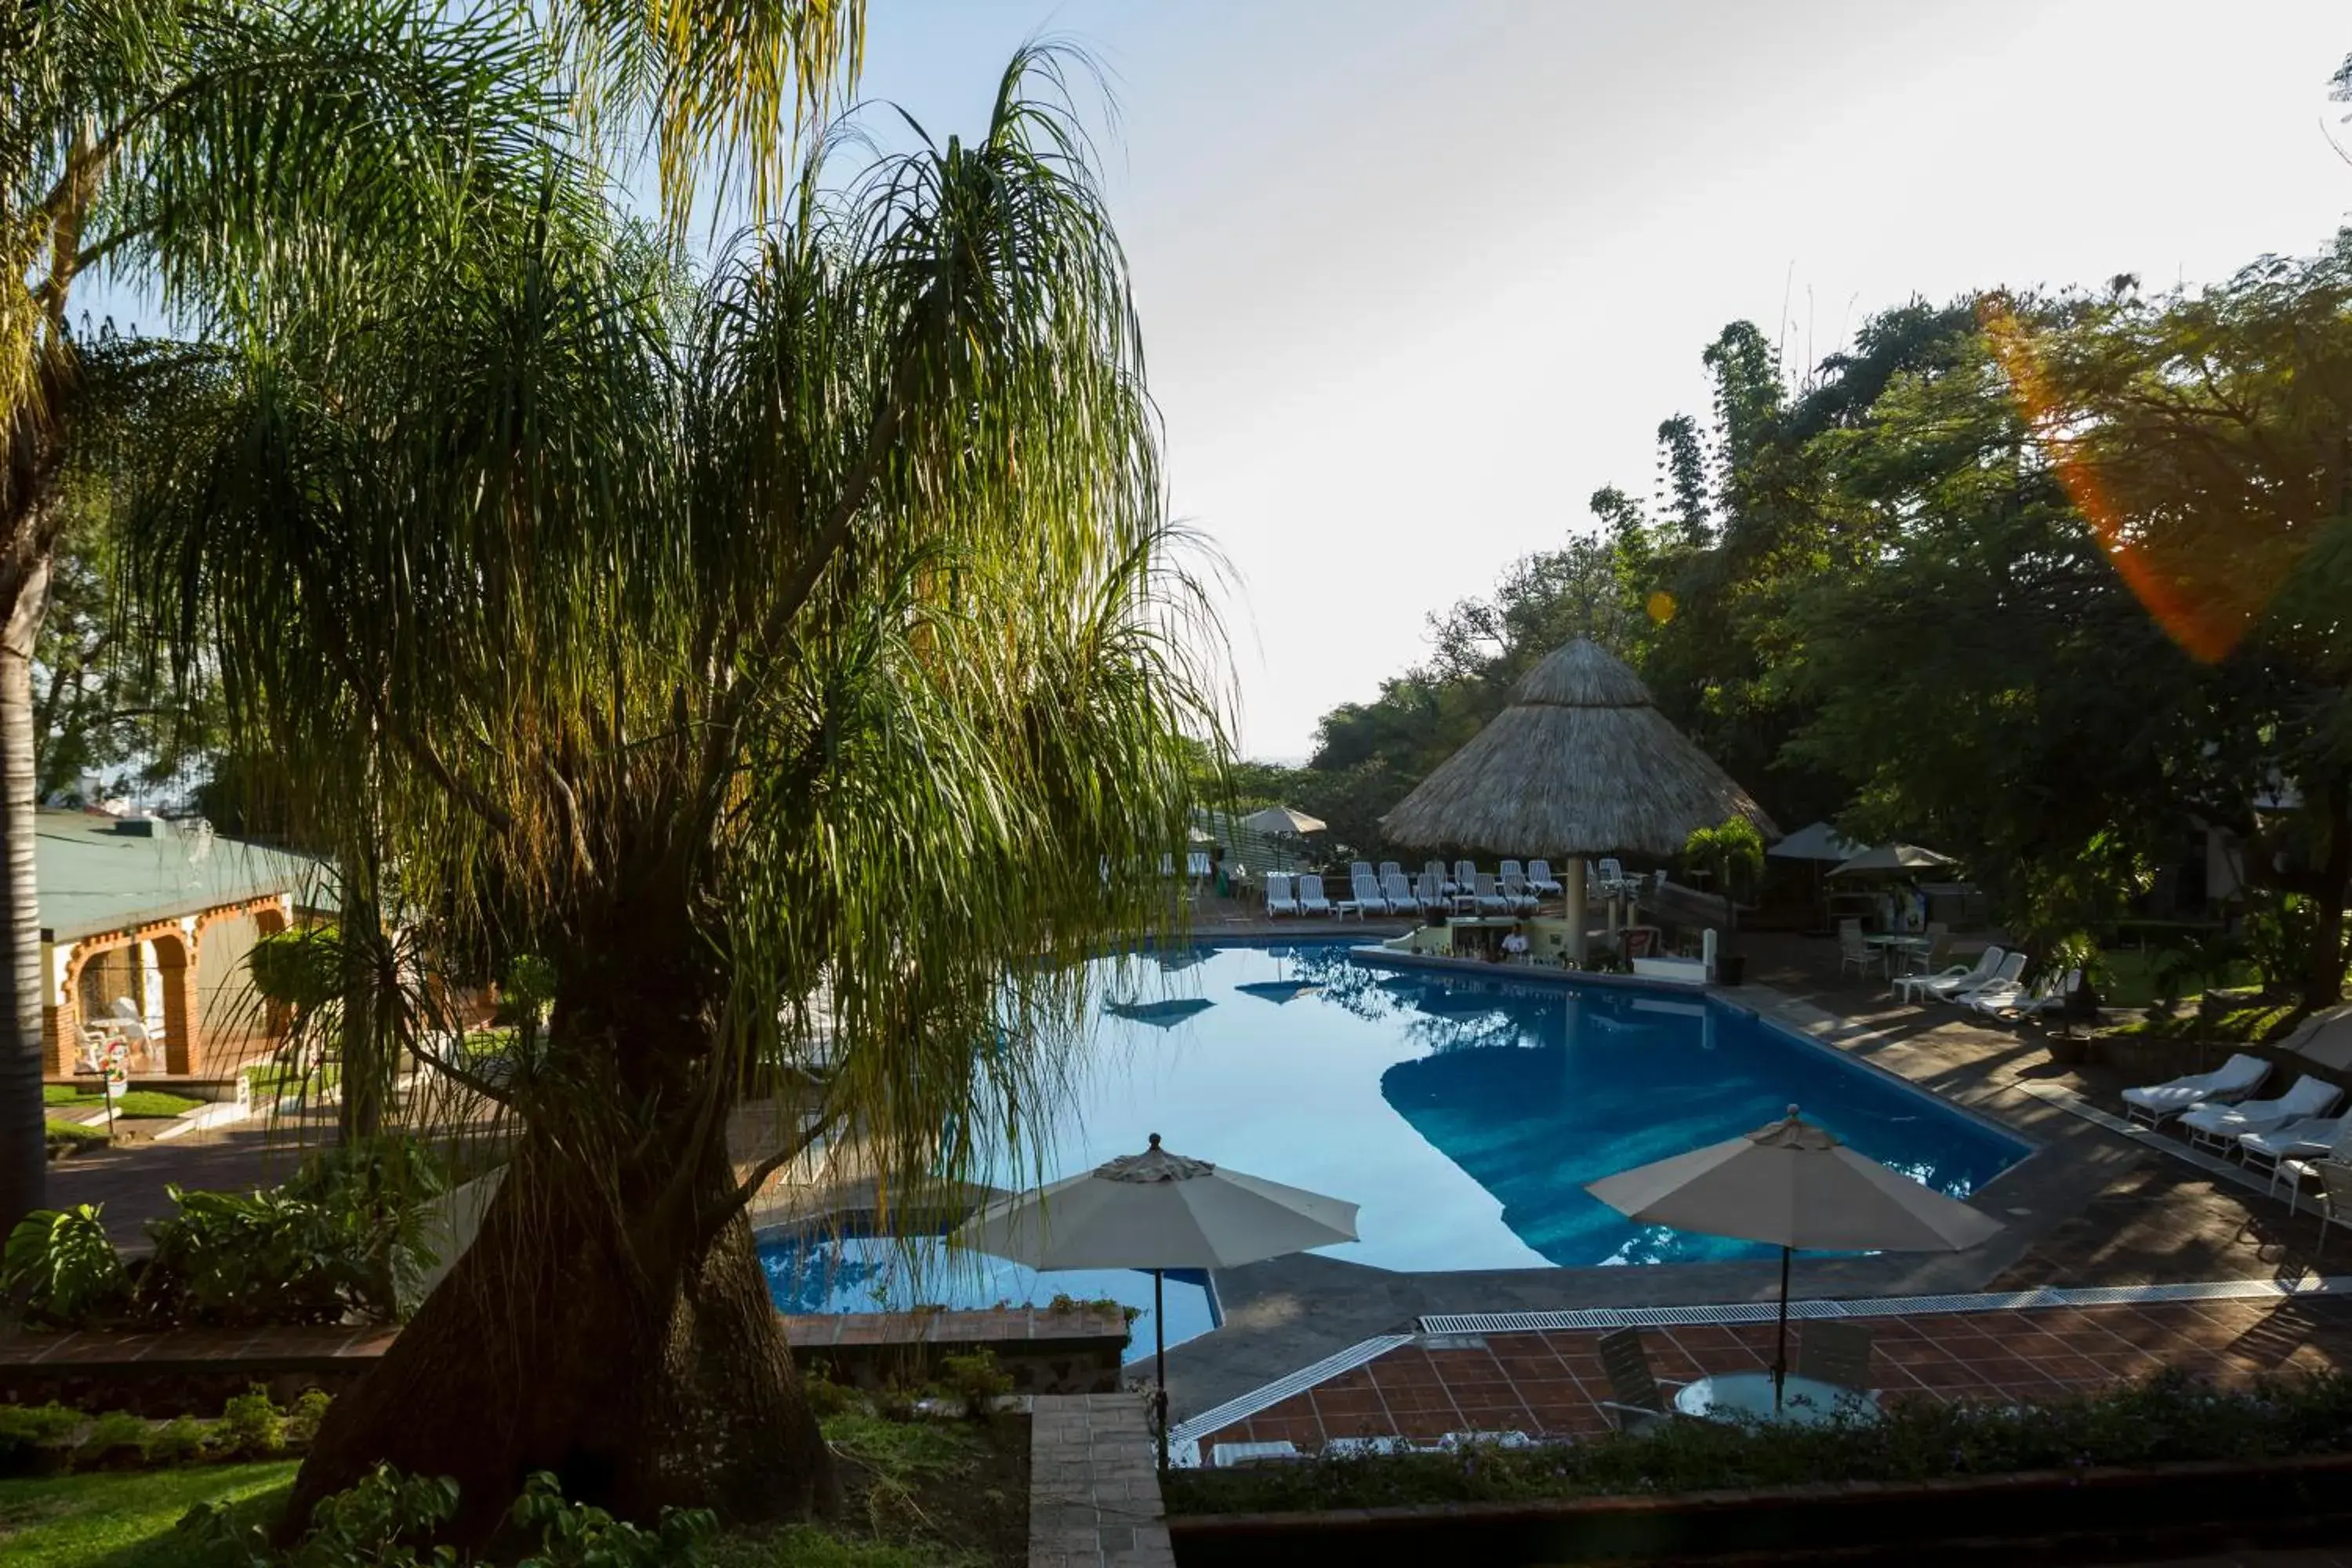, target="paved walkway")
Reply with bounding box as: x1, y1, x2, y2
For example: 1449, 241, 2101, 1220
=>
1190, 1294, 2352, 1460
